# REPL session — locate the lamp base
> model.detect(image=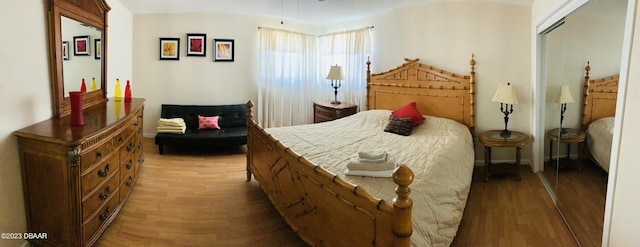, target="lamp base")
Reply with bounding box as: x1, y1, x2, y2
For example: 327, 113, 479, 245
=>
500, 129, 512, 138
330, 100, 341, 105
559, 127, 568, 135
